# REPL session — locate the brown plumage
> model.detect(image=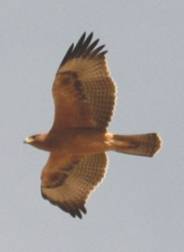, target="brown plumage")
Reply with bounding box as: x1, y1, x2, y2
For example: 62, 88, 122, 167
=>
25, 32, 162, 218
